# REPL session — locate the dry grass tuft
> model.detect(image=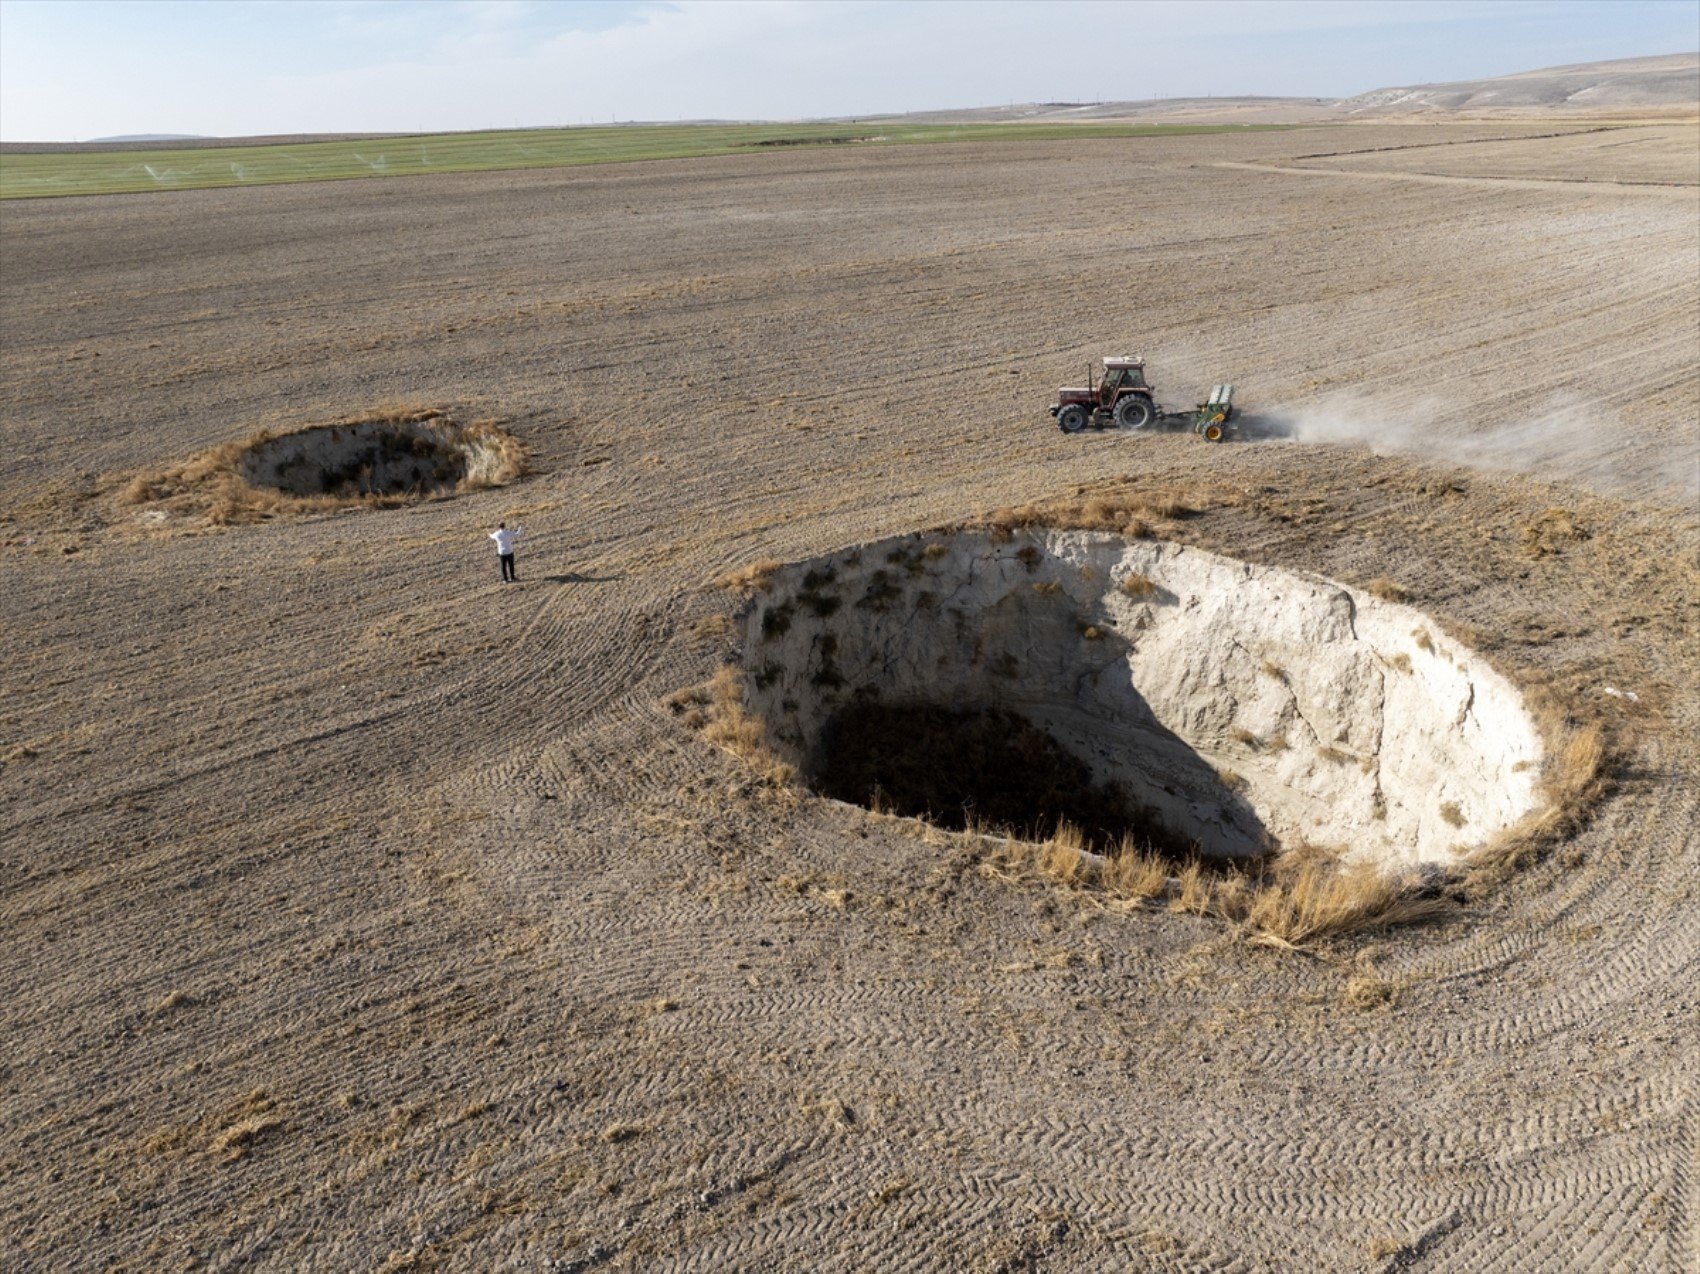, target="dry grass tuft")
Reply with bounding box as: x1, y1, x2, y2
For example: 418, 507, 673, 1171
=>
667, 667, 796, 789
1243, 860, 1449, 949
1036, 822, 1091, 888
1367, 576, 1410, 603
714, 559, 782, 594
1343, 960, 1400, 1010
688, 613, 736, 643
1260, 660, 1287, 682
1101, 837, 1171, 902
151, 989, 194, 1014
976, 483, 1205, 537
1229, 727, 1260, 748
1119, 572, 1157, 599
701, 667, 767, 753
995, 825, 1450, 948
1438, 801, 1466, 828
1, 743, 39, 766
1169, 861, 1213, 915
208, 1116, 283, 1162
1464, 715, 1610, 890
1521, 506, 1591, 557
983, 822, 1173, 908
1368, 1235, 1410, 1261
